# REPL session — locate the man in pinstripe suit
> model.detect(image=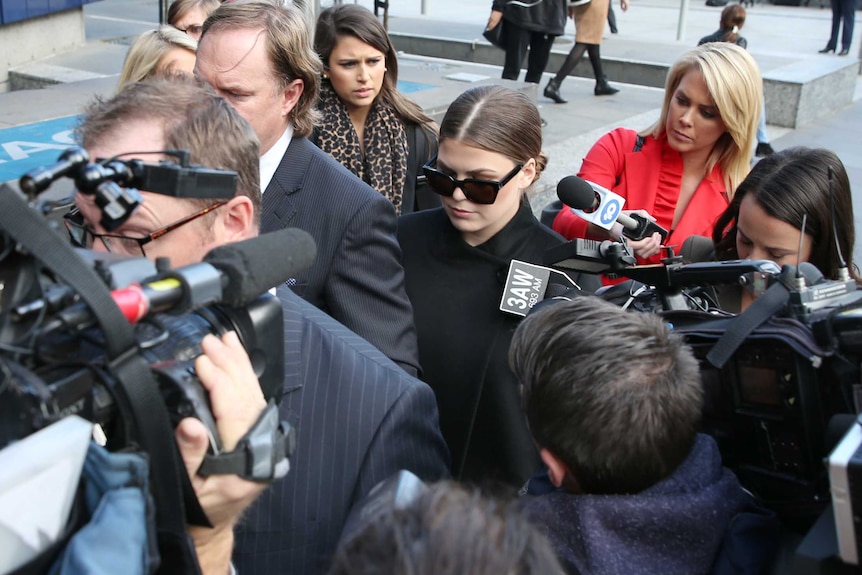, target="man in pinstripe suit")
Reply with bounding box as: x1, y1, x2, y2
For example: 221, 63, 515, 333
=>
75, 75, 451, 575
195, 1, 421, 378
